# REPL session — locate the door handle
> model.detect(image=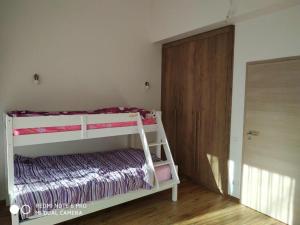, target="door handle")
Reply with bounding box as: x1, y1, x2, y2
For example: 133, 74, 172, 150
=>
247, 130, 259, 136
